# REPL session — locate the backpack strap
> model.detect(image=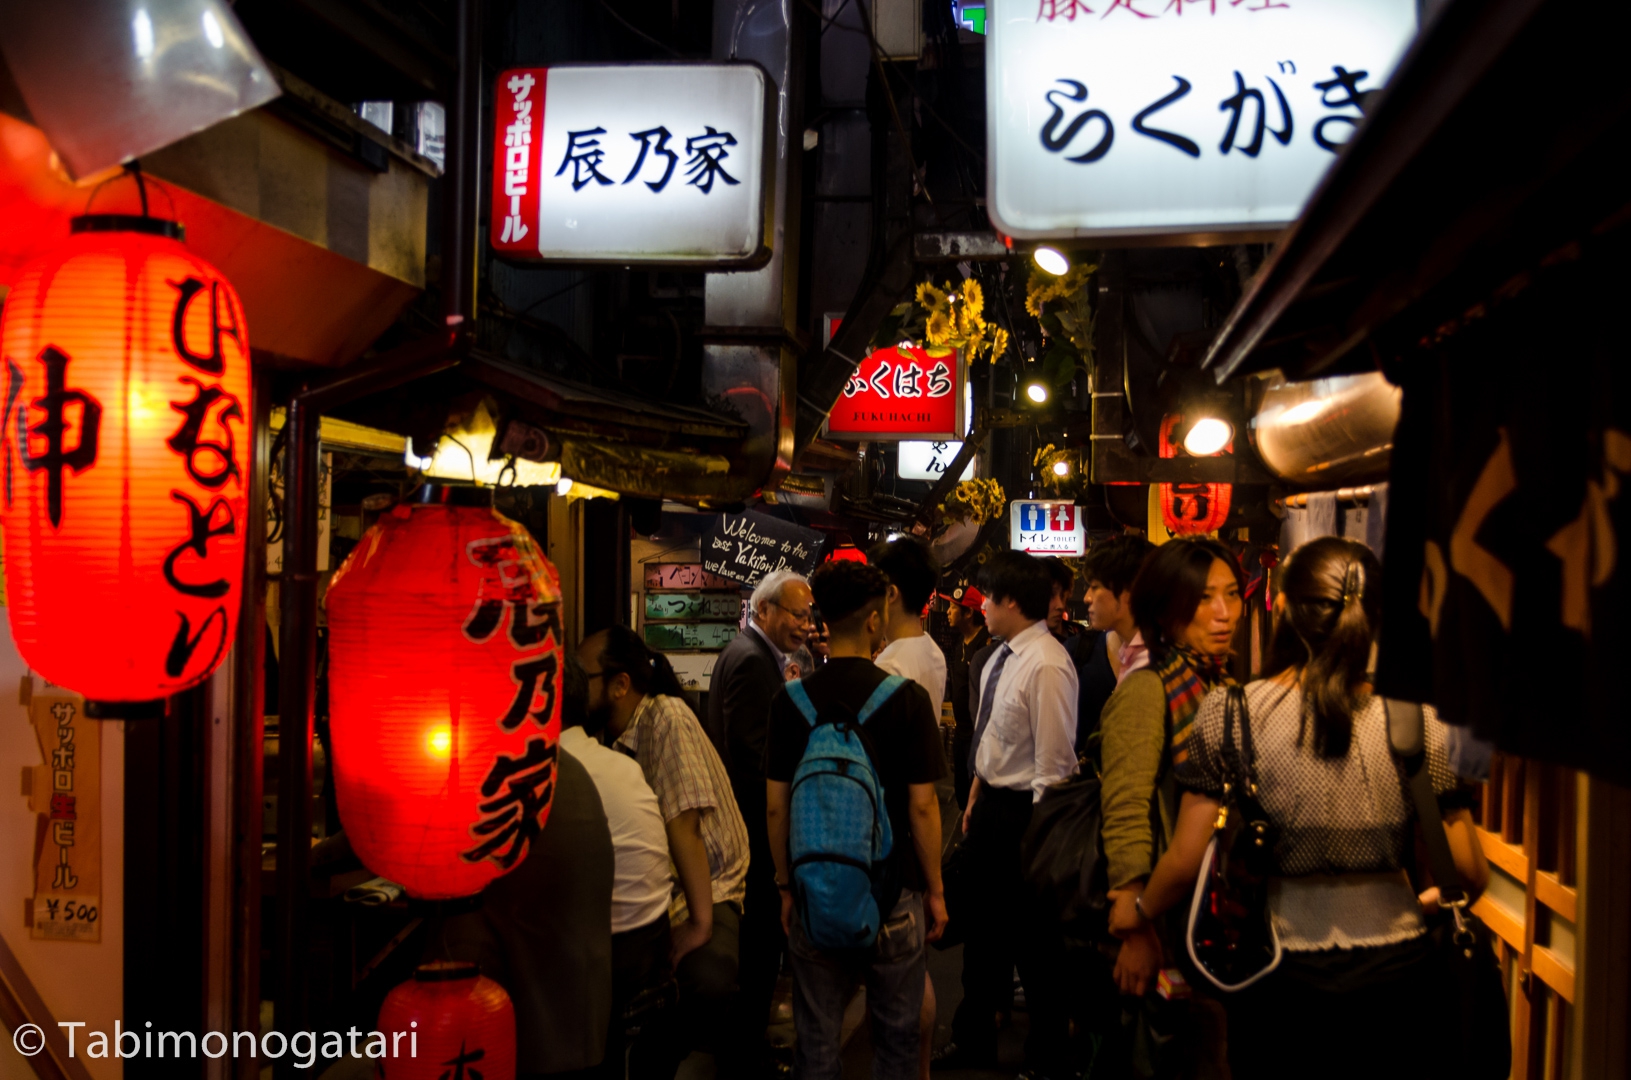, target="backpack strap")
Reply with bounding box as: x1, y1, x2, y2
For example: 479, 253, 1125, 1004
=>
785, 679, 819, 728
857, 675, 907, 726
